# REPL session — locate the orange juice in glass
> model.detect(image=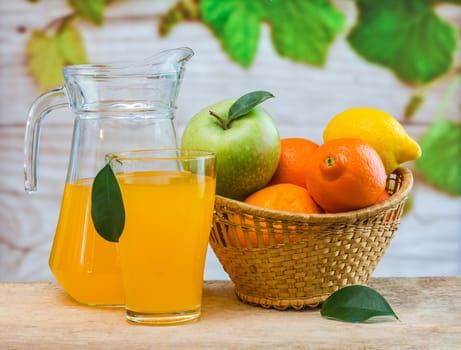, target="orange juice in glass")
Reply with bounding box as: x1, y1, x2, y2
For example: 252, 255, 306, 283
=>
110, 149, 215, 325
